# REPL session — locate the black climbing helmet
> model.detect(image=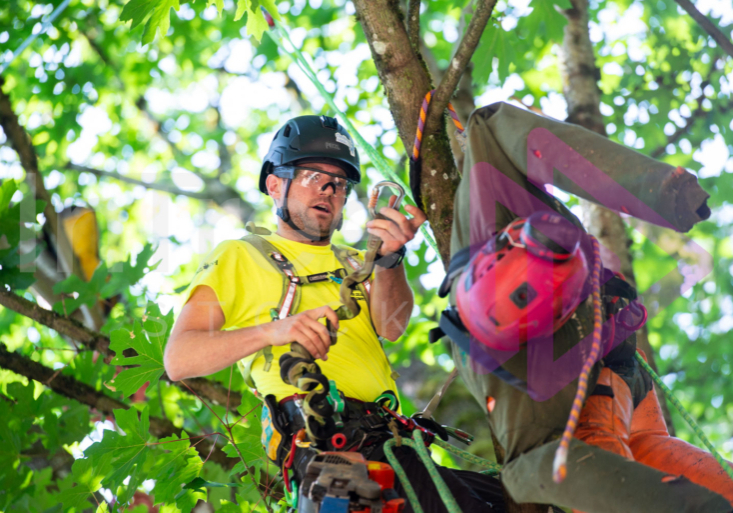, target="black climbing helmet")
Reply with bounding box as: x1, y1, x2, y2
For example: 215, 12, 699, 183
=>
259, 115, 361, 194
